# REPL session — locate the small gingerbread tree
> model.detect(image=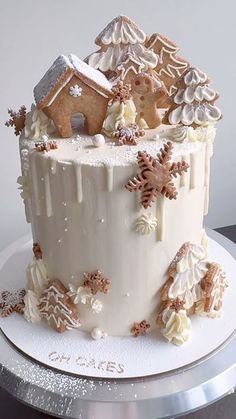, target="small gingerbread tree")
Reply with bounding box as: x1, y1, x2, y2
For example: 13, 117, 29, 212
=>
39, 279, 80, 332
146, 33, 189, 95
86, 15, 157, 78
162, 67, 222, 127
